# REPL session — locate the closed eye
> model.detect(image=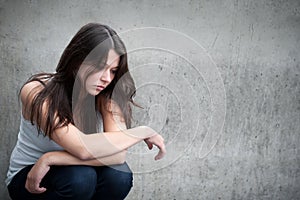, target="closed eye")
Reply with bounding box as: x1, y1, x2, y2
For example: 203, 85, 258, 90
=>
111, 68, 119, 74
111, 70, 117, 74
